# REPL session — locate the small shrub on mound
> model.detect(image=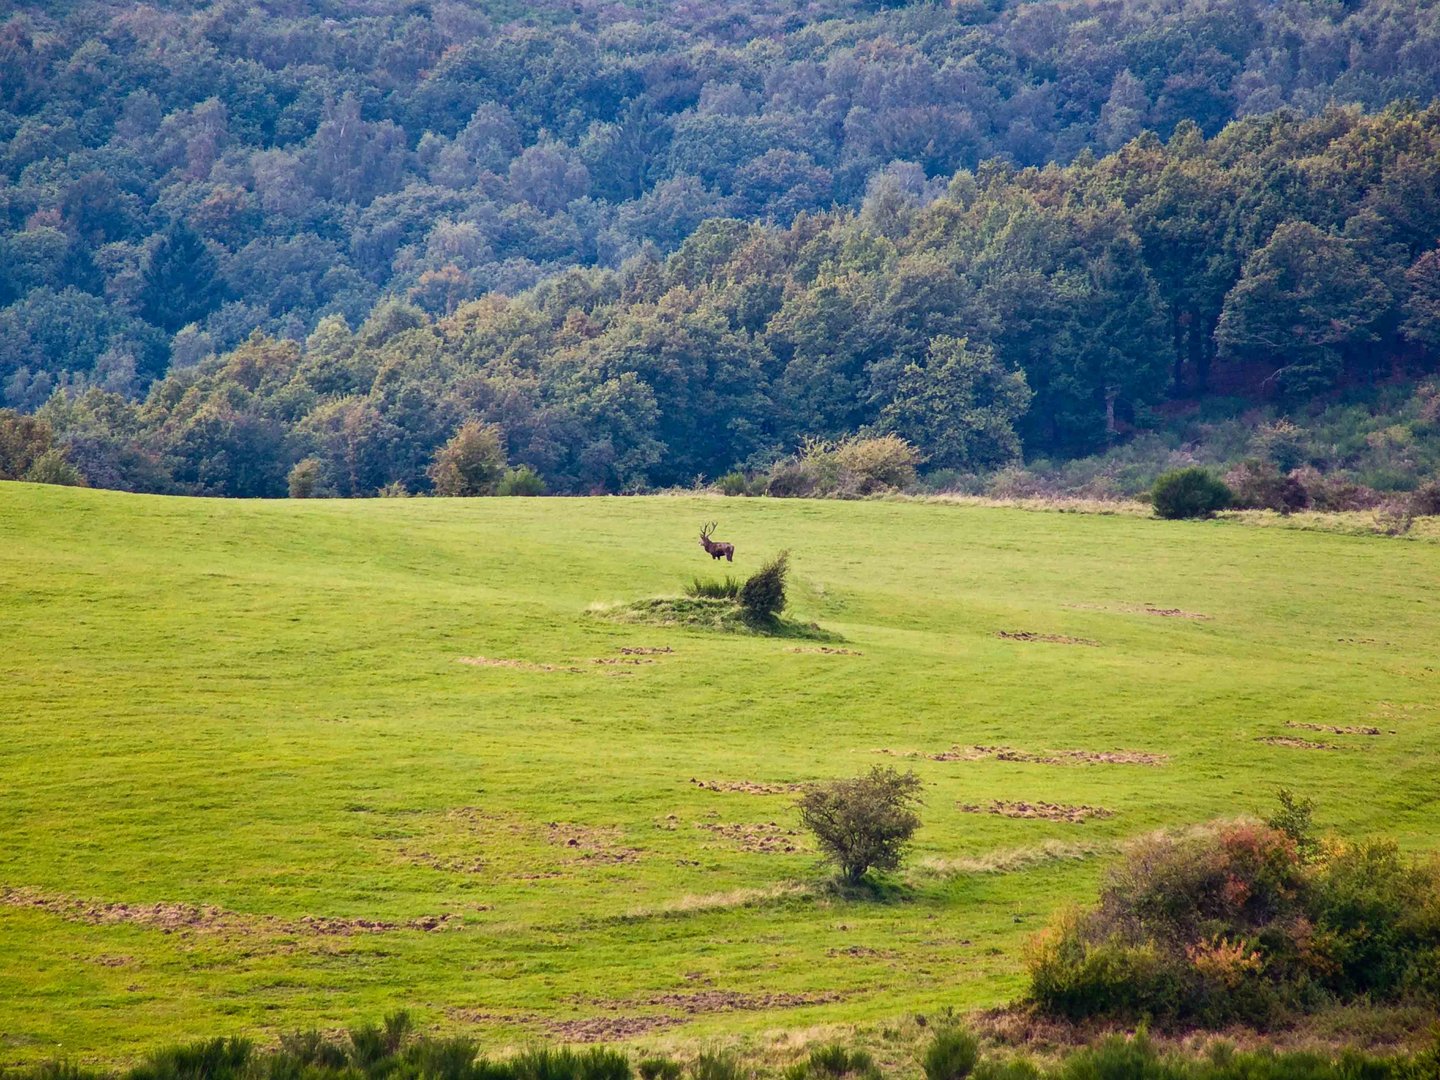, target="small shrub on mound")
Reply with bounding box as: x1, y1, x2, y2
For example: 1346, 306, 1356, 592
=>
1026, 810, 1440, 1027
686, 575, 743, 599
1151, 468, 1232, 519
740, 552, 789, 621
